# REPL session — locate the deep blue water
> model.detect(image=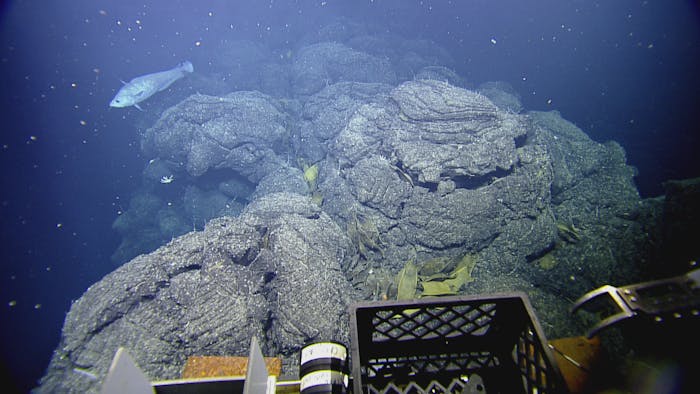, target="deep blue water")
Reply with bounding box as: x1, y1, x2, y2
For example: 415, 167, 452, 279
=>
1, 1, 698, 392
